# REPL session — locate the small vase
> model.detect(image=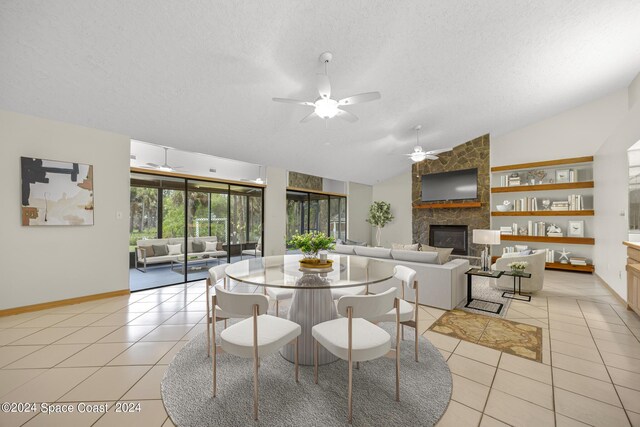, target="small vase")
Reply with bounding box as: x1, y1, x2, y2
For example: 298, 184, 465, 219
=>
511, 268, 525, 275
